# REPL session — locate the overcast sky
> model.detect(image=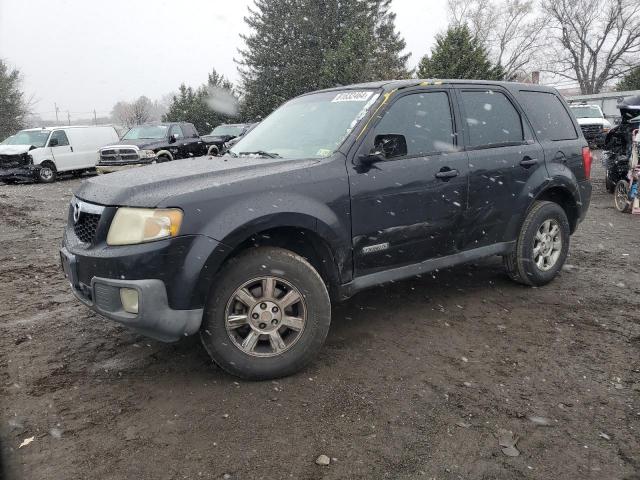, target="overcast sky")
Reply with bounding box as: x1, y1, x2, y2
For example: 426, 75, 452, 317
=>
0, 0, 448, 121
